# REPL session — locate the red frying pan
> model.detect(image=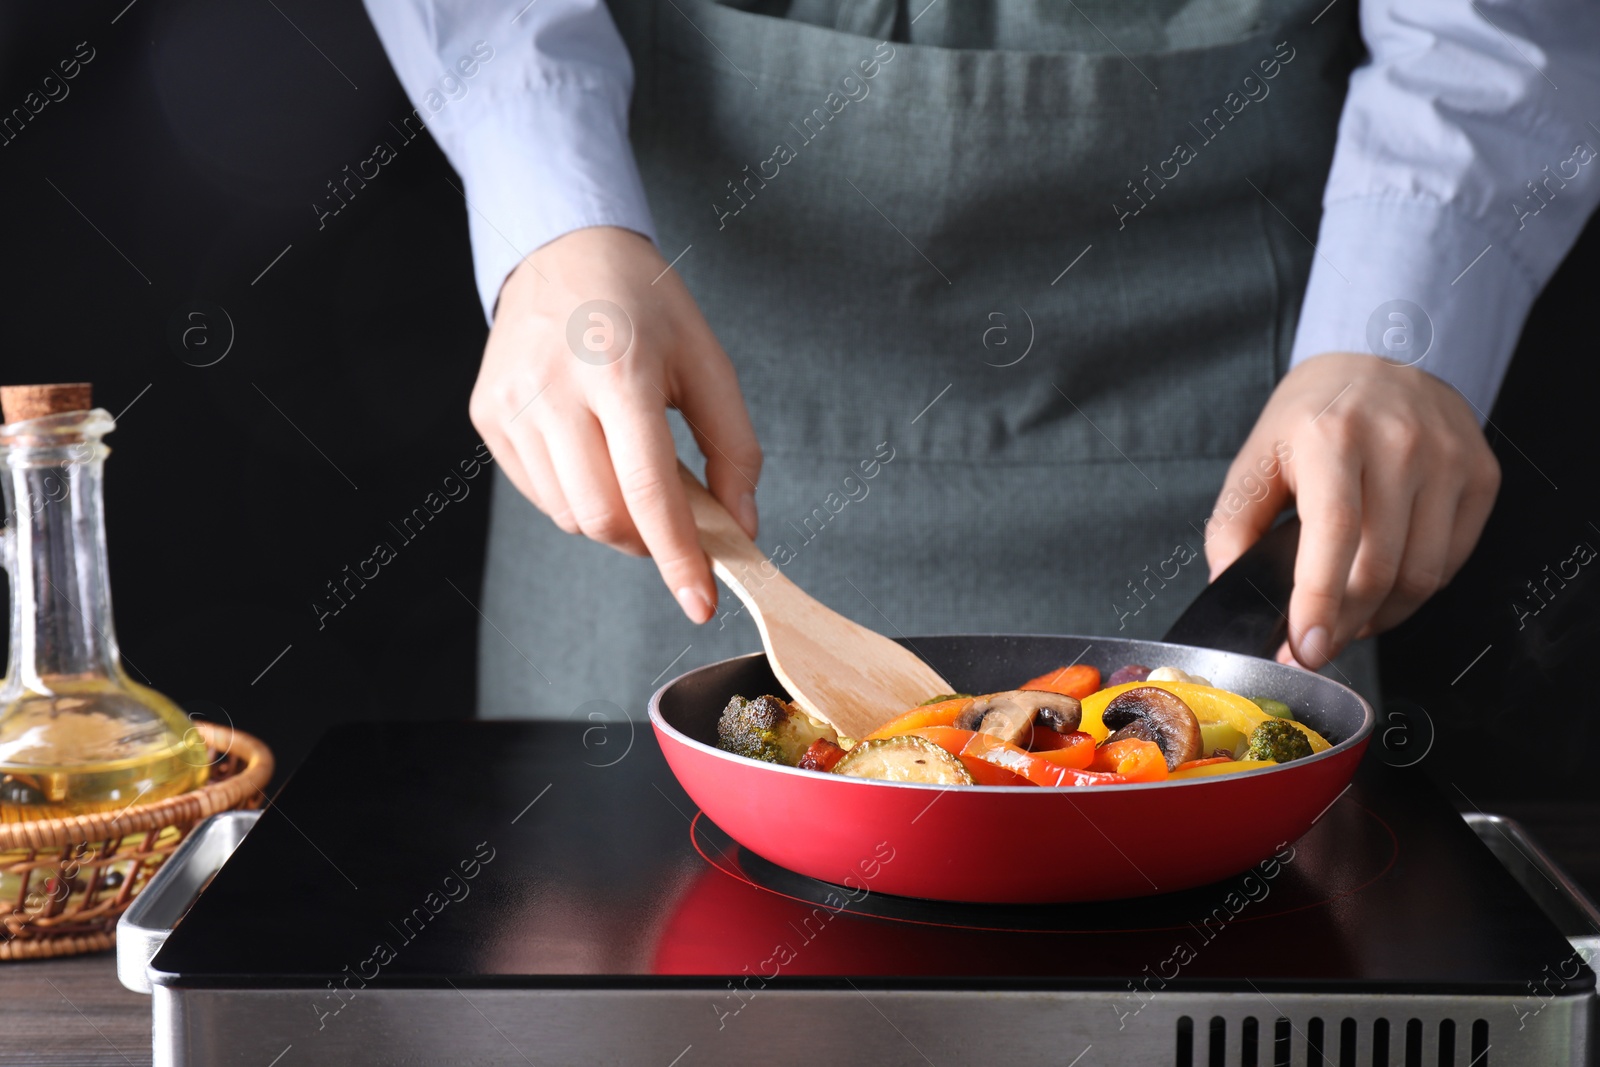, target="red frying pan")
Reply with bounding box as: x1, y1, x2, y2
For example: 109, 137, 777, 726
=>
650, 519, 1374, 903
